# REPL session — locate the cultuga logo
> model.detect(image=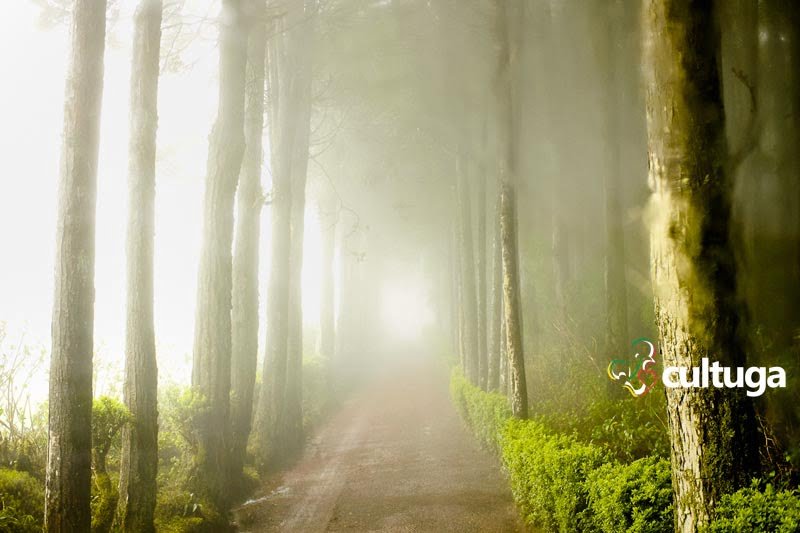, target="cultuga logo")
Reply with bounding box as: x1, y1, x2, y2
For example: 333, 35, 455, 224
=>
607, 338, 787, 398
